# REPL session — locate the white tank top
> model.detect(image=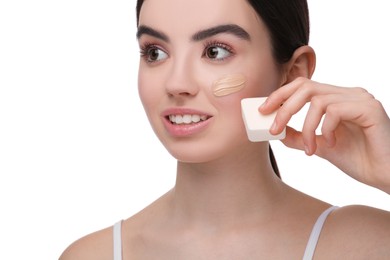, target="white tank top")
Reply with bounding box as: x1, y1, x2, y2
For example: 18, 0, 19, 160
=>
113, 206, 338, 260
